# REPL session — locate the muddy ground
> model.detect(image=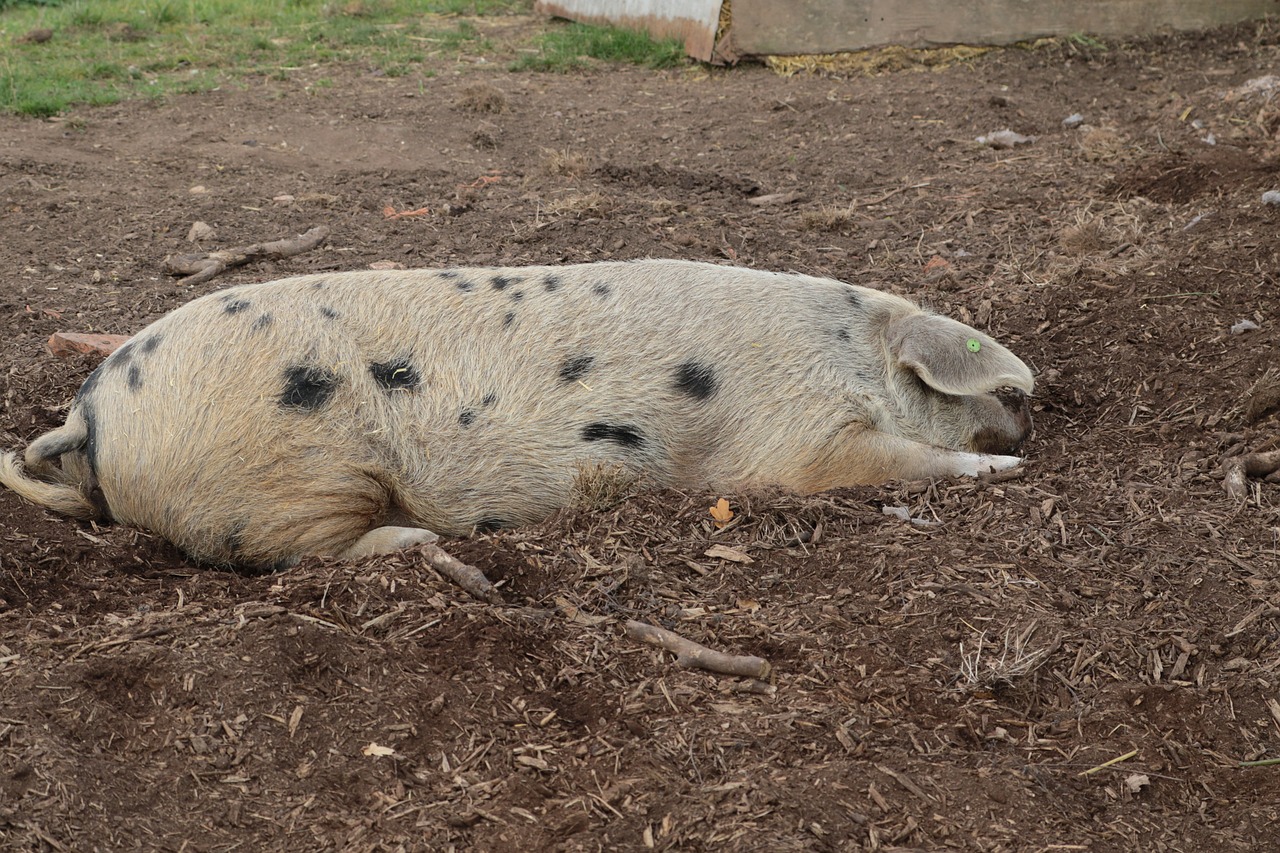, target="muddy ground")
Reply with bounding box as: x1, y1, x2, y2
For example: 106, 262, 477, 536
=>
2, 14, 1280, 852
